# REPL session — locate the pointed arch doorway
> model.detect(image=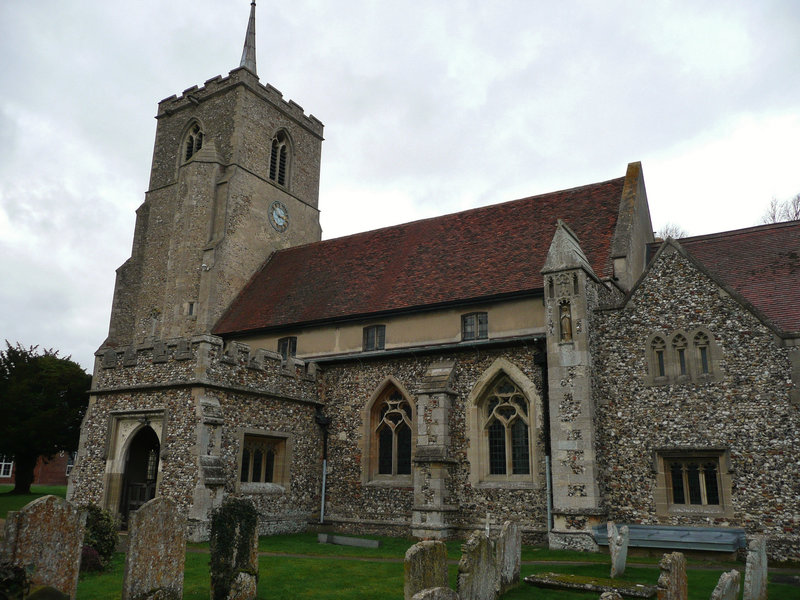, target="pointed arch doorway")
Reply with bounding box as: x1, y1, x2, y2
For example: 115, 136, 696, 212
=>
119, 425, 160, 528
